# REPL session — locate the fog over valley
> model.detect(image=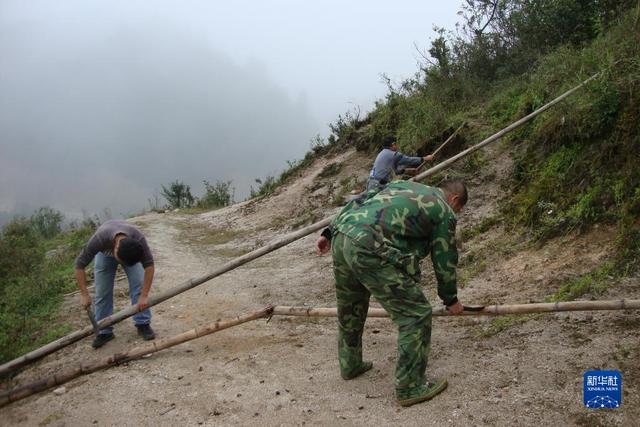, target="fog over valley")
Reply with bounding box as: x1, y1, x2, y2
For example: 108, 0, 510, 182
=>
0, 1, 459, 222
0, 14, 317, 219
